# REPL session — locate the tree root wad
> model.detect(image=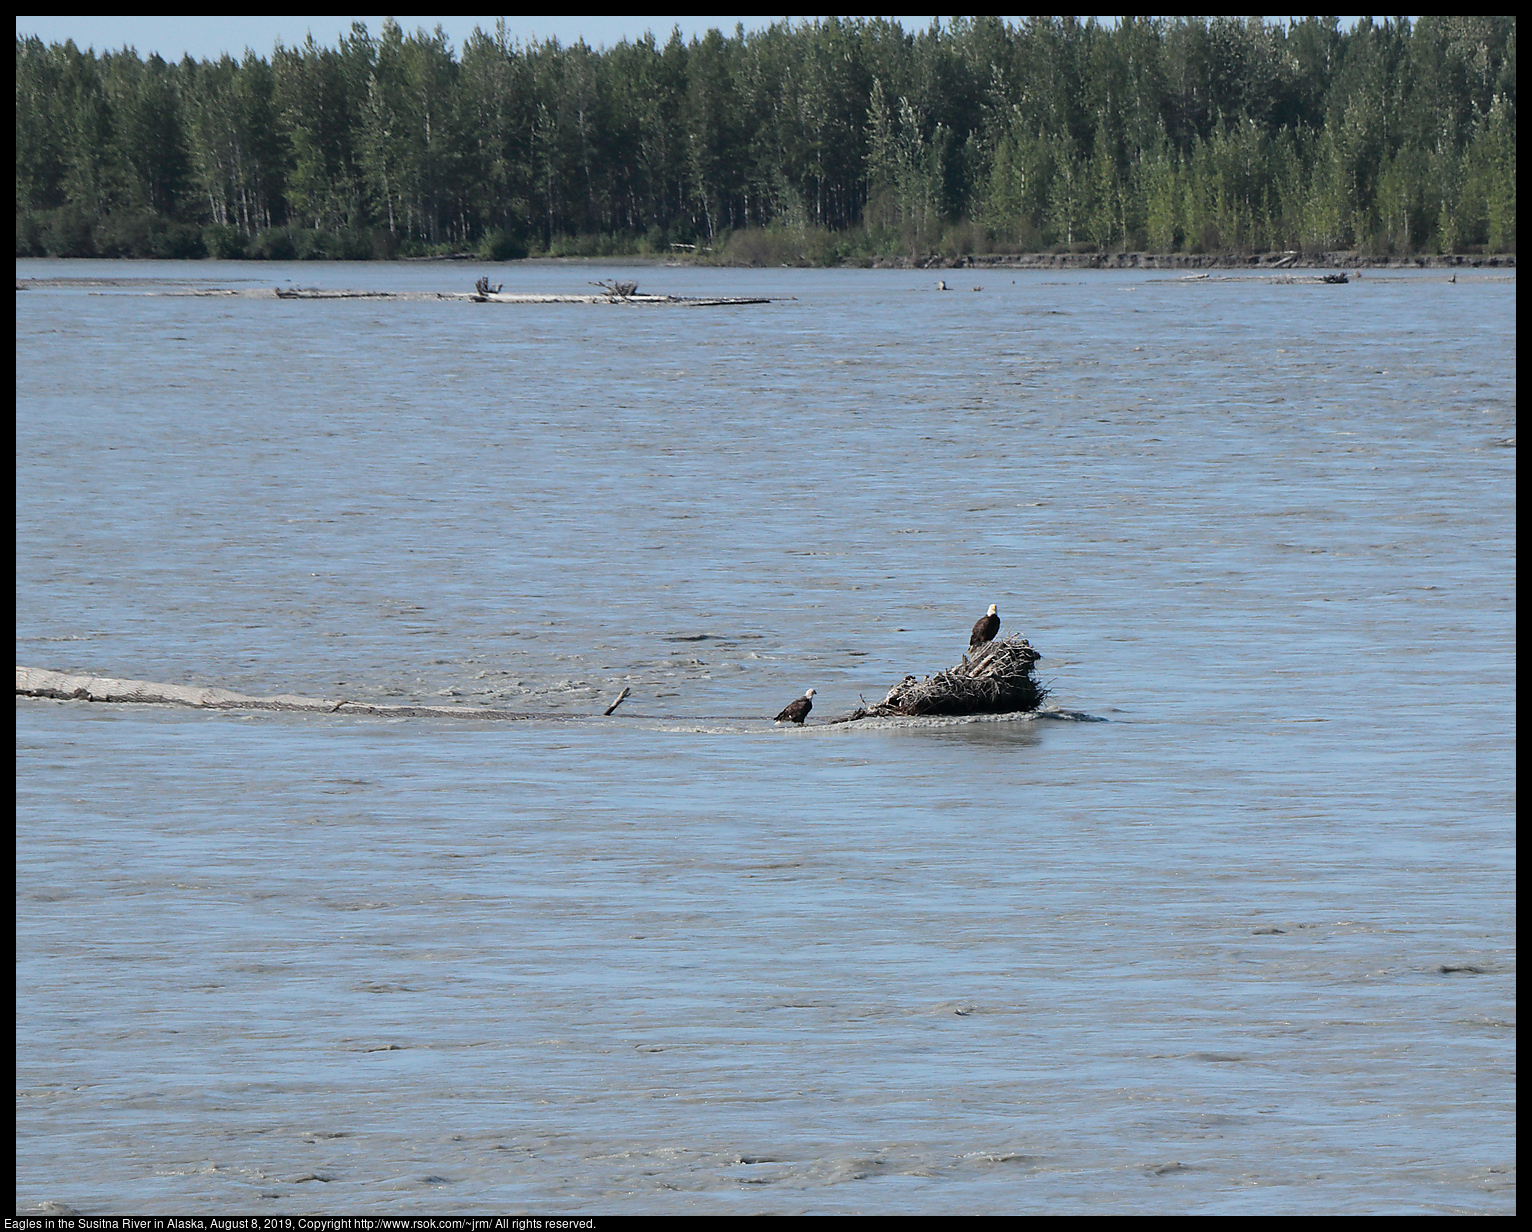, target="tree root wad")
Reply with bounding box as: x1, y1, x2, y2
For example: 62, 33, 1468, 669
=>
829, 635, 1048, 722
